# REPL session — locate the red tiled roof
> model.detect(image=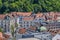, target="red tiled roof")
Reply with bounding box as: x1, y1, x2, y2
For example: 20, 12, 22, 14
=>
8, 14, 14, 18
0, 37, 8, 40
36, 13, 43, 18
3, 38, 8, 40
29, 26, 36, 31
18, 28, 26, 34
56, 13, 60, 16
0, 14, 6, 19
16, 12, 32, 16
23, 17, 34, 21
0, 32, 3, 37
0, 12, 60, 21
0, 14, 14, 19
11, 12, 17, 16
11, 12, 32, 17
46, 12, 57, 21
0, 12, 32, 20
0, 32, 7, 40
3, 34, 10, 39
53, 12, 60, 20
